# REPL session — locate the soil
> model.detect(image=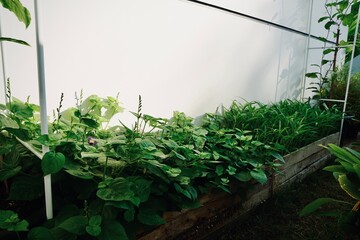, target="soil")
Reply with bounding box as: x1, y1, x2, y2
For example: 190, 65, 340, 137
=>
209, 141, 360, 240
